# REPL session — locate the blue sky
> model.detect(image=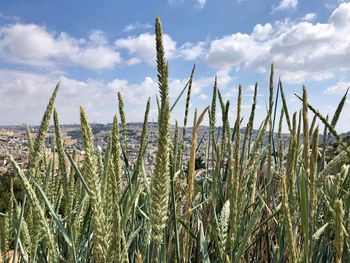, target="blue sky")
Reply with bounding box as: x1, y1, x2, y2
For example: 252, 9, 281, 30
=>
0, 0, 350, 132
